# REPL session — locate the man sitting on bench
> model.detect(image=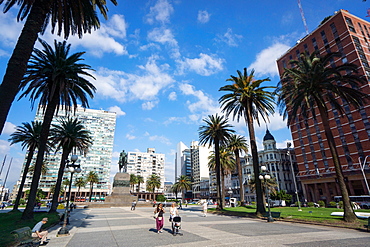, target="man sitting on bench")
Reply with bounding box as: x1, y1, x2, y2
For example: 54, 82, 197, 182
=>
32, 217, 49, 246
